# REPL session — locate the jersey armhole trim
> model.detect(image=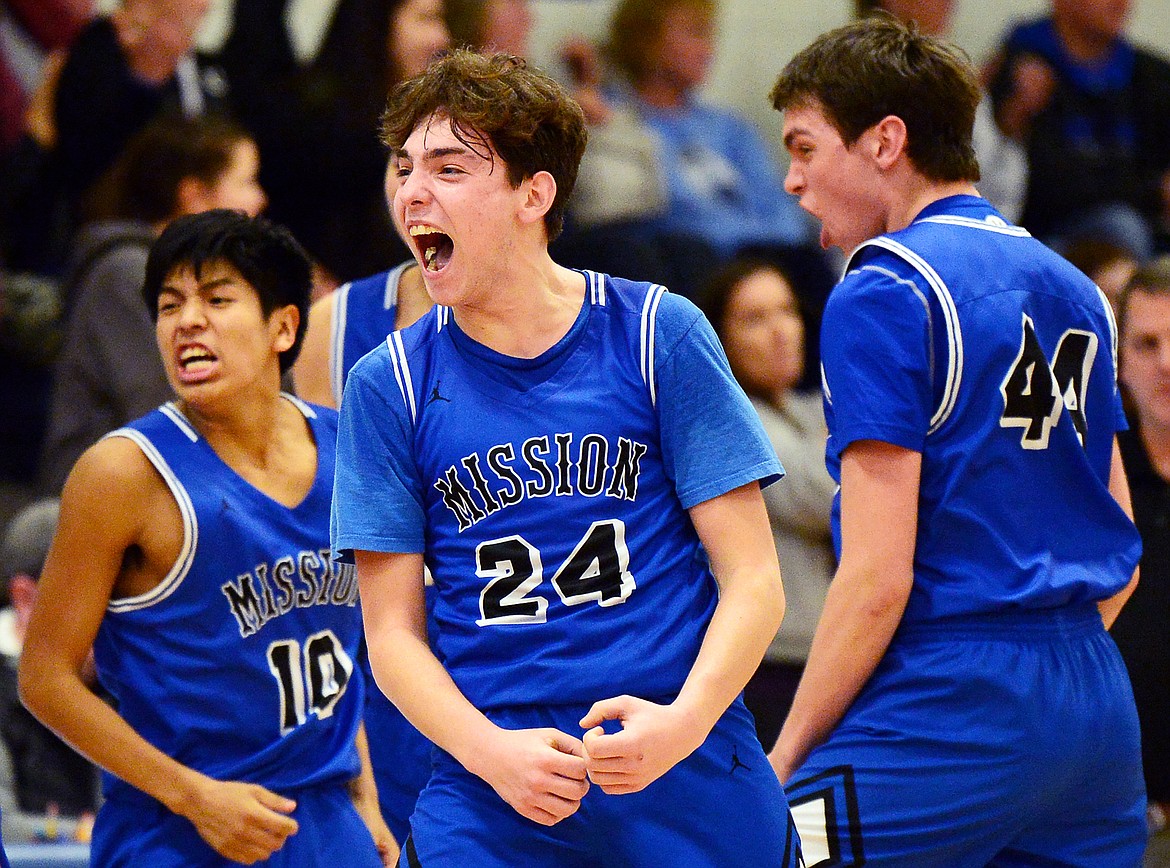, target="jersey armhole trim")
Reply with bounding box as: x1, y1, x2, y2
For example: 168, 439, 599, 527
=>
639, 284, 667, 408
852, 238, 963, 433
101, 429, 198, 613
